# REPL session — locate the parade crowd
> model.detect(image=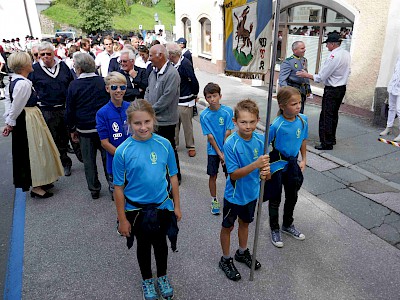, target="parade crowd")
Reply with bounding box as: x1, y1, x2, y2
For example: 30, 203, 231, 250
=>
1, 31, 360, 300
